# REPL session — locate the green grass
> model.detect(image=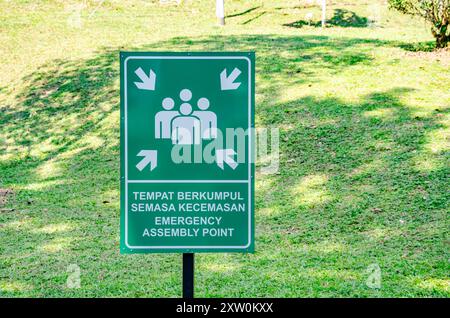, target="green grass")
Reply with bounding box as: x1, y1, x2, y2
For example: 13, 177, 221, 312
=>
0, 0, 449, 297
